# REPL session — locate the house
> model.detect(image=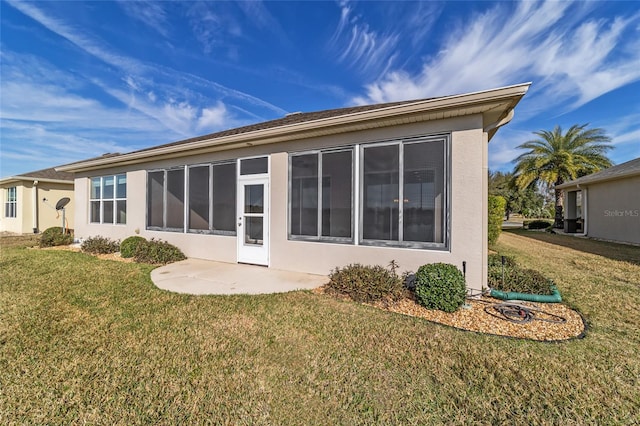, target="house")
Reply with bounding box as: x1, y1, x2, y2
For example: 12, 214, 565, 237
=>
0, 166, 75, 234
557, 157, 640, 245
58, 83, 530, 291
